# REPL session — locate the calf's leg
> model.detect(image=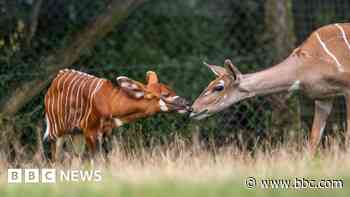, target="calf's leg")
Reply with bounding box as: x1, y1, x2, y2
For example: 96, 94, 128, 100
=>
54, 137, 65, 162
85, 129, 98, 161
